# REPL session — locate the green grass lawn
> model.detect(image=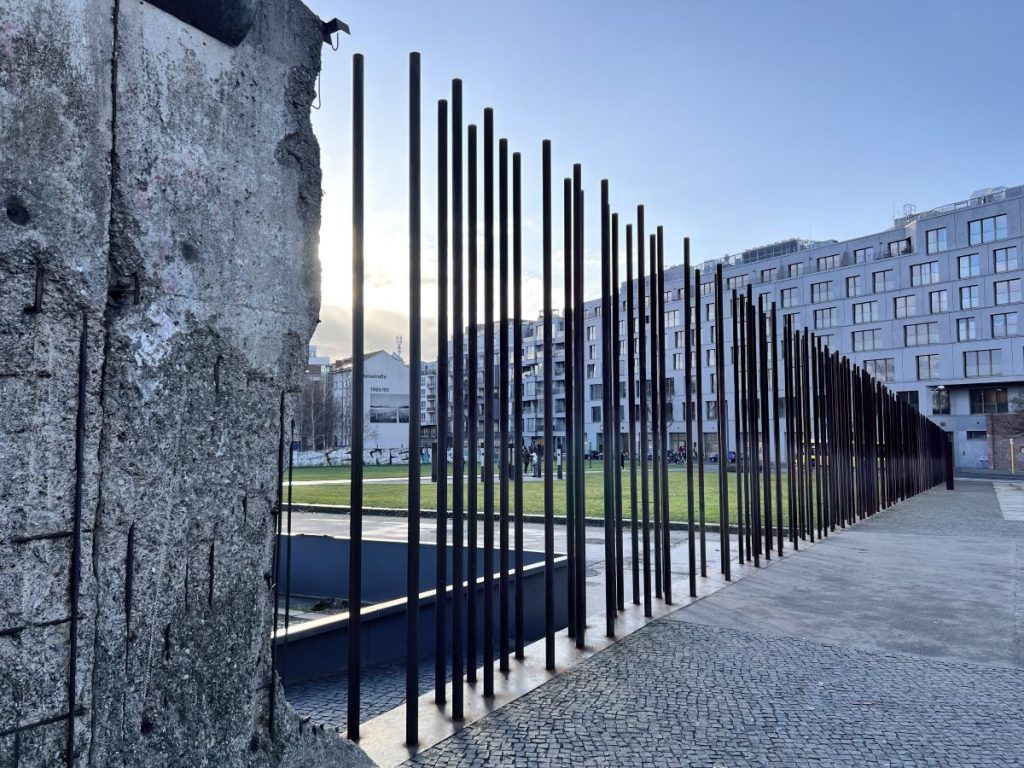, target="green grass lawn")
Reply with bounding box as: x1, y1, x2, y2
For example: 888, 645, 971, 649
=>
286, 463, 792, 525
